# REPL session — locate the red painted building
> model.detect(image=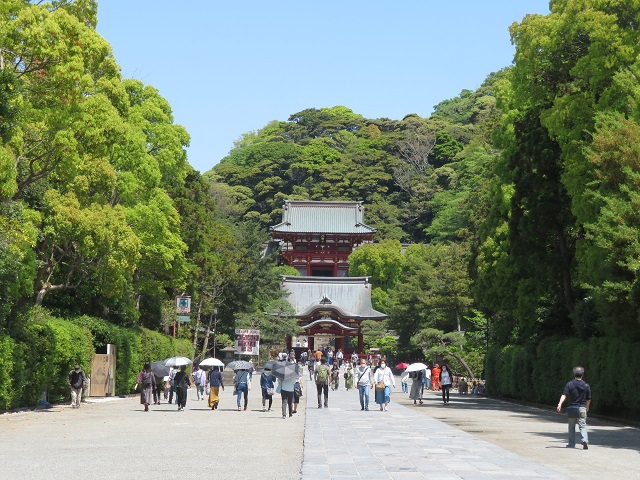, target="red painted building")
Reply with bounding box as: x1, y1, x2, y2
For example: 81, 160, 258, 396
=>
270, 200, 387, 354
